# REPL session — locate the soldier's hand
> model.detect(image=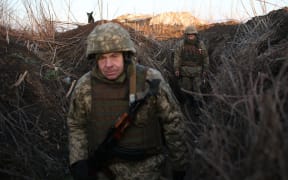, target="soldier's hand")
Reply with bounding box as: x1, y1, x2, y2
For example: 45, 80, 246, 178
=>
175, 71, 180, 77
70, 160, 91, 180
202, 71, 207, 78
